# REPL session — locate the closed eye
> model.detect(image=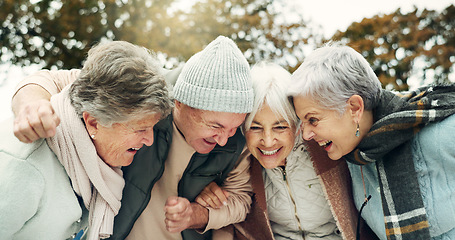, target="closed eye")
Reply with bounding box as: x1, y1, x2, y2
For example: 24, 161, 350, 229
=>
308, 117, 319, 126
249, 126, 262, 131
